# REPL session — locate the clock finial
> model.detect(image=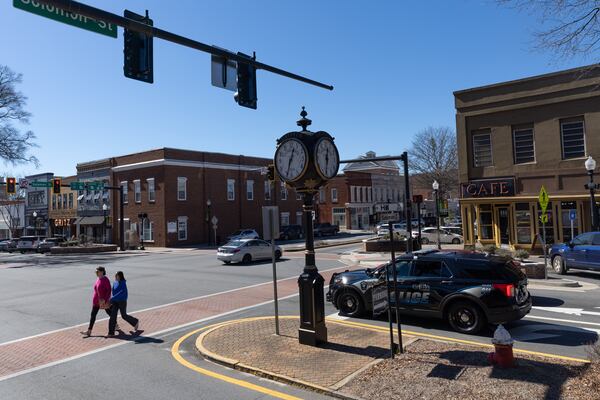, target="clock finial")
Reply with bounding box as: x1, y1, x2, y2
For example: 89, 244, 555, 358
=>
297, 107, 312, 131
